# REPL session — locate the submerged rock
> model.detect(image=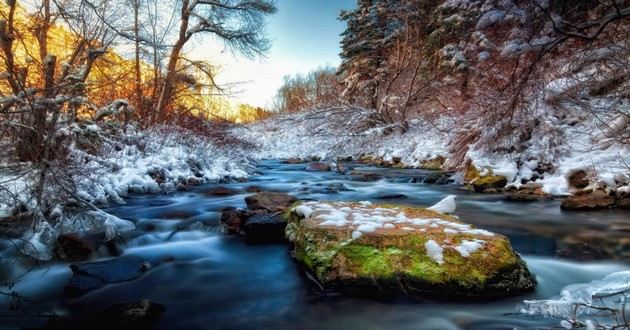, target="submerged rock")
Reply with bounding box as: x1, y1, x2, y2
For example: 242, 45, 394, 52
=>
65, 256, 151, 297
285, 201, 535, 298
0, 213, 33, 238
222, 192, 299, 242
243, 213, 287, 243
55, 233, 105, 261
307, 162, 332, 171
220, 207, 247, 234
561, 190, 615, 210
205, 186, 239, 196
49, 299, 166, 329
